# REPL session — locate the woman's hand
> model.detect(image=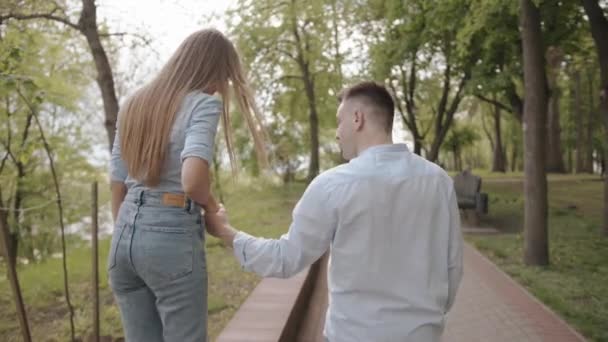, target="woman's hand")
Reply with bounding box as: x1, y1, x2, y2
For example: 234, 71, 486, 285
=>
204, 205, 237, 247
